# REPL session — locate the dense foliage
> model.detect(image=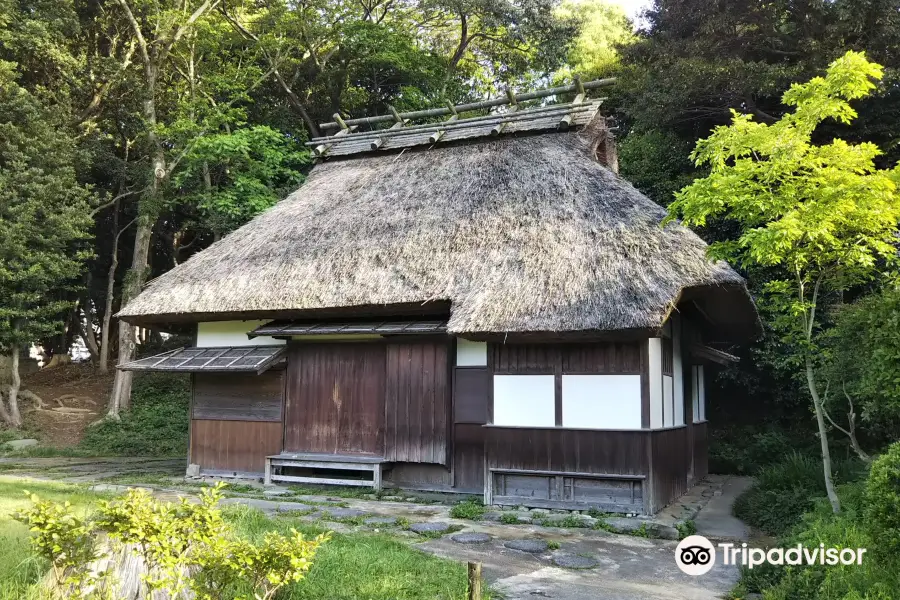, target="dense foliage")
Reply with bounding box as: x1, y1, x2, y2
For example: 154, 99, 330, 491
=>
733, 454, 865, 536
669, 50, 900, 511
80, 373, 190, 456
0, 63, 93, 426
735, 443, 900, 599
